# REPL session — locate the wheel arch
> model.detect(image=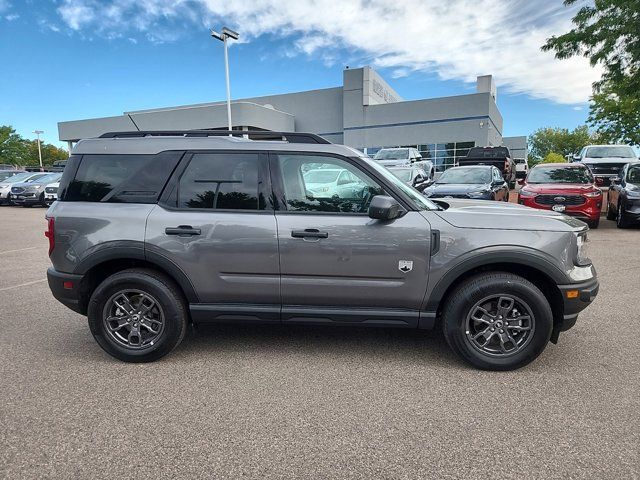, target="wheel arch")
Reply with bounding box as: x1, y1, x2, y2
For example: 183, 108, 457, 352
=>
74, 248, 198, 315
425, 255, 566, 332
